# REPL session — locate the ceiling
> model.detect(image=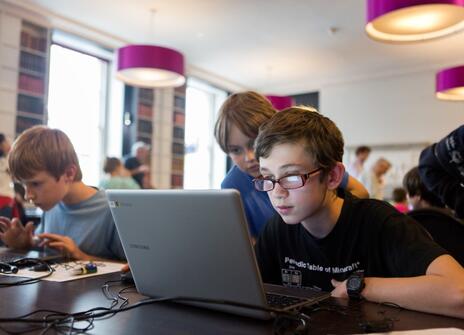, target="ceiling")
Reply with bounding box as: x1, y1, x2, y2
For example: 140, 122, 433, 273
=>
13, 0, 464, 94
